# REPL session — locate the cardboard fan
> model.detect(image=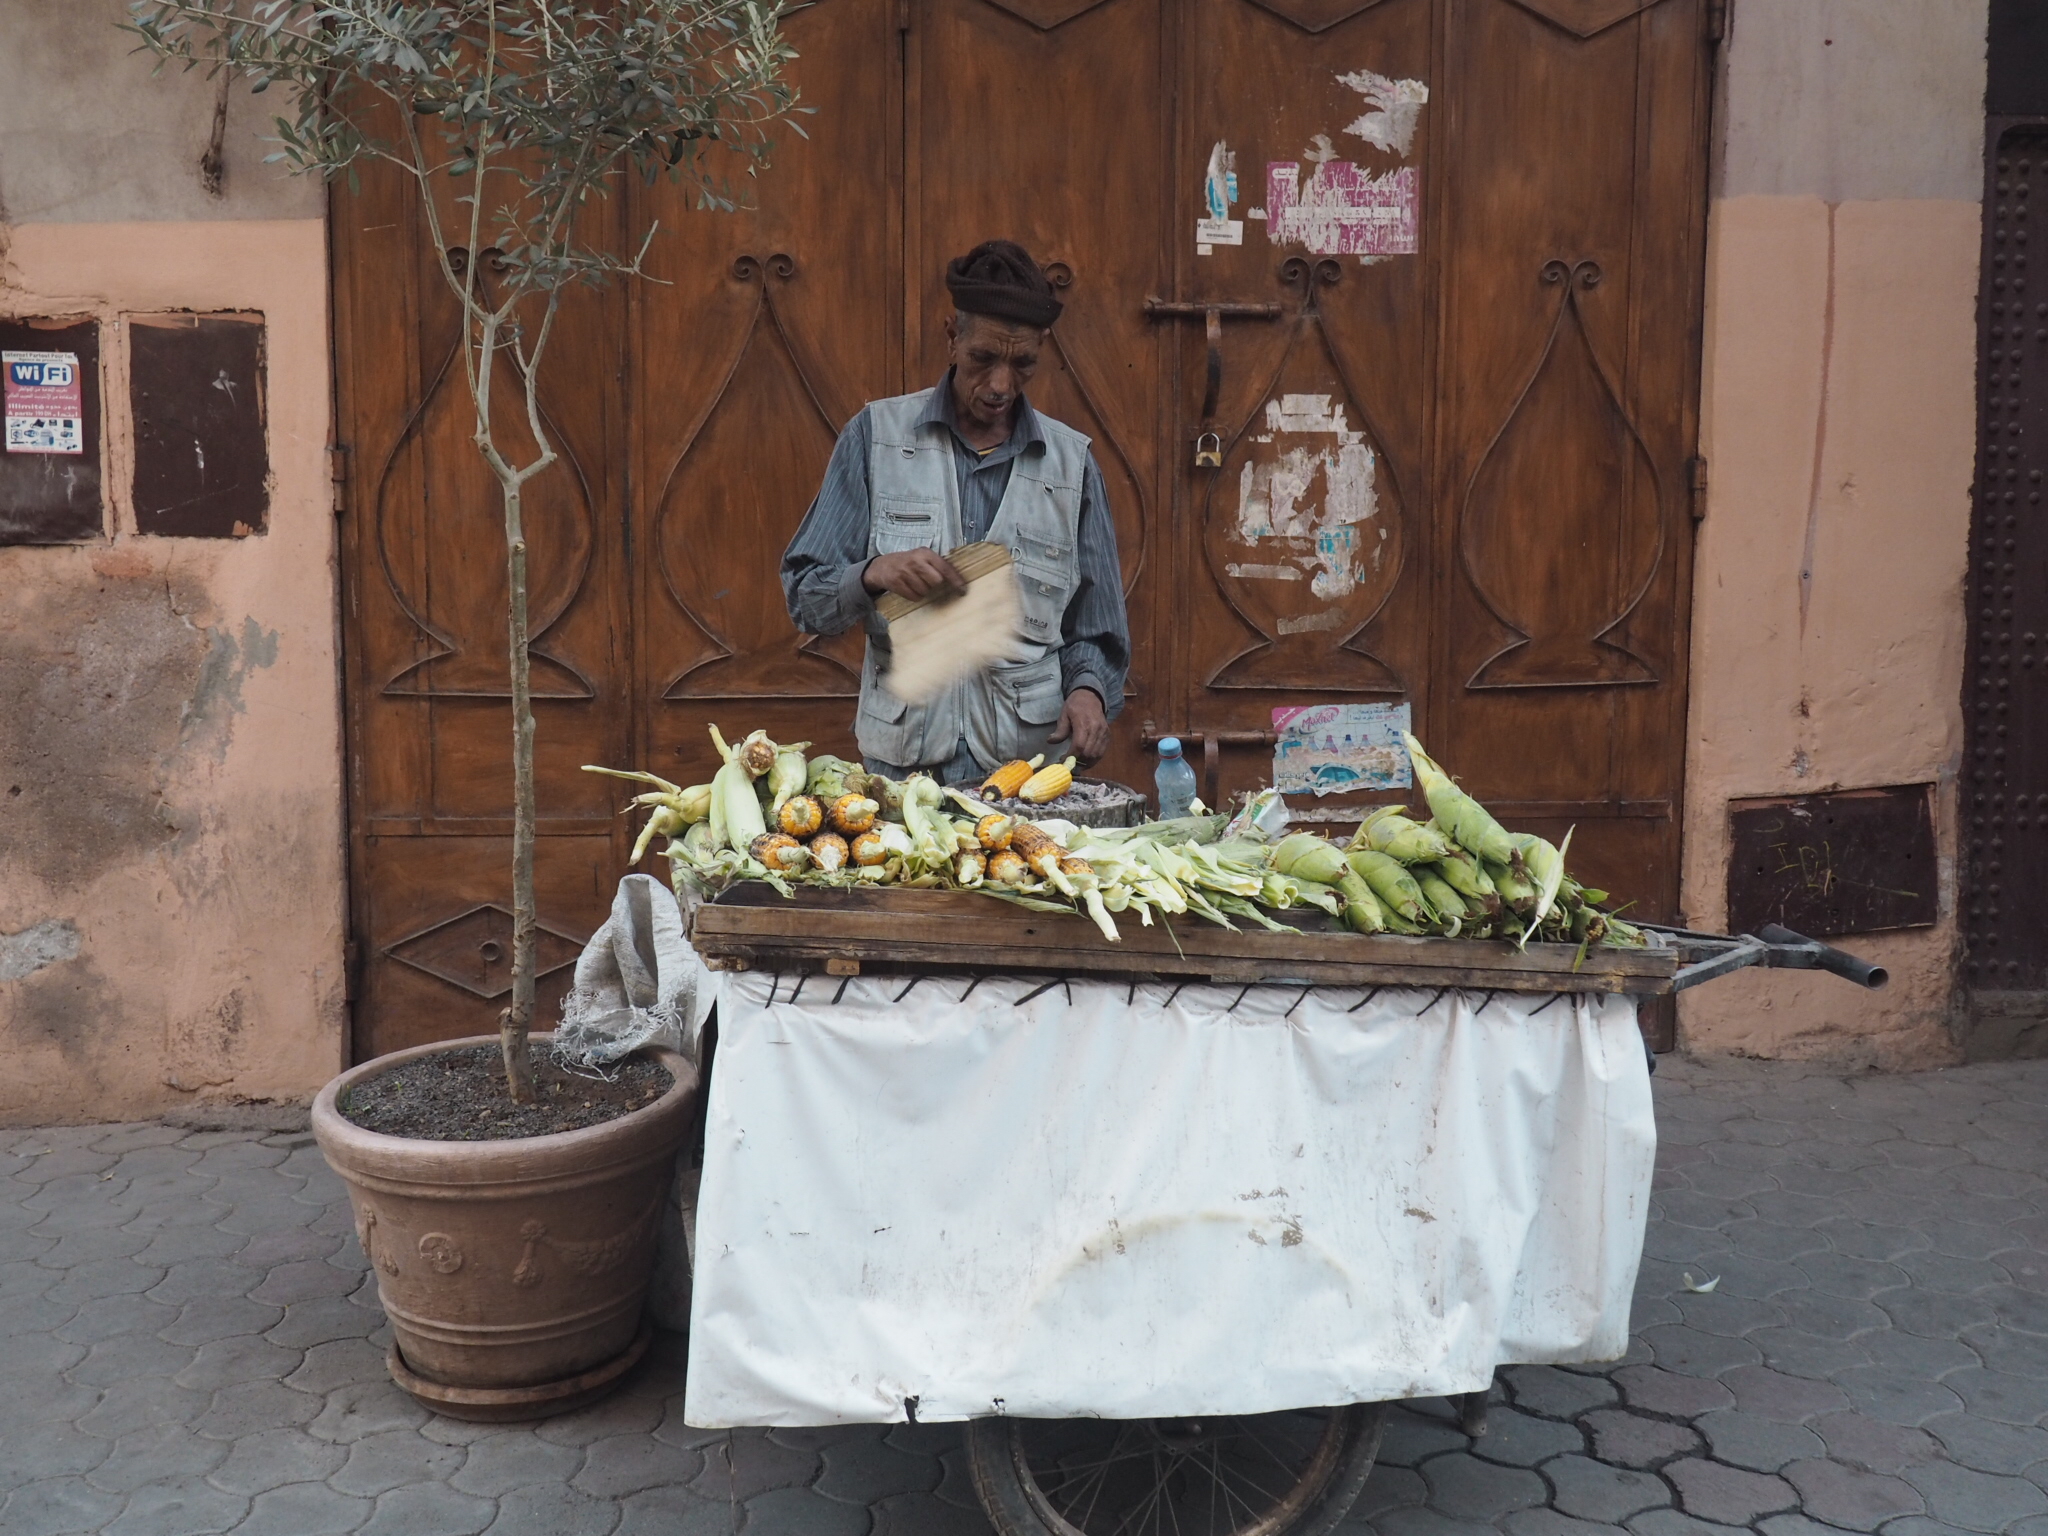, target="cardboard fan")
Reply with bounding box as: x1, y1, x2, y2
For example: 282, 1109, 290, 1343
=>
874, 541, 1028, 705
